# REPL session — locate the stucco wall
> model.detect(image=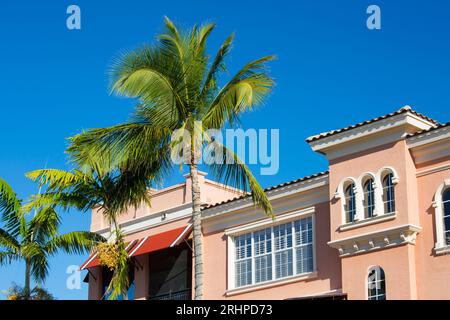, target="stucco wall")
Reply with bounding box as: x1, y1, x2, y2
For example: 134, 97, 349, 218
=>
202, 201, 342, 299
414, 157, 450, 299
341, 244, 417, 300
